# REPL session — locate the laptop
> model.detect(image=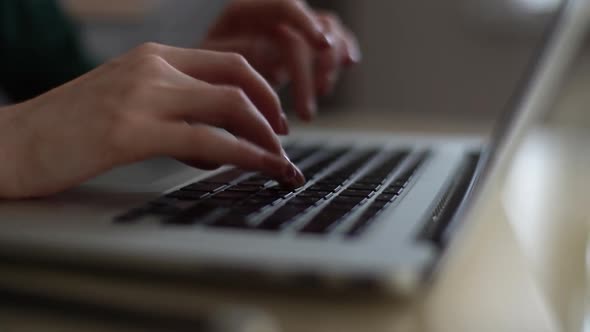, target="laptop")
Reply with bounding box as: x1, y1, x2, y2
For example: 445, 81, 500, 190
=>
0, 0, 587, 295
